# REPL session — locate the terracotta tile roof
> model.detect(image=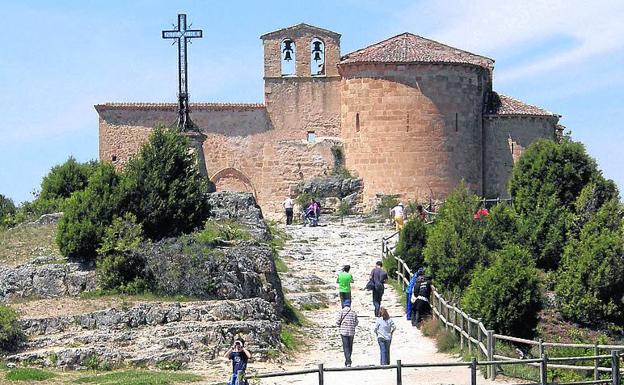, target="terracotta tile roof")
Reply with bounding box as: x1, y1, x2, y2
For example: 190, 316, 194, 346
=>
340, 33, 494, 69
260, 23, 341, 40
94, 102, 265, 112
484, 92, 558, 117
